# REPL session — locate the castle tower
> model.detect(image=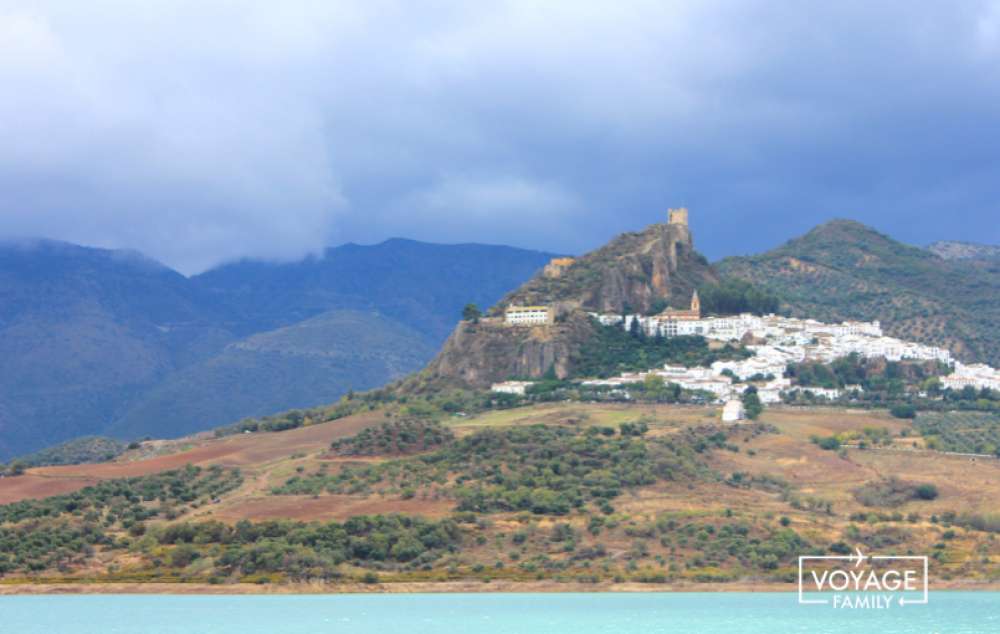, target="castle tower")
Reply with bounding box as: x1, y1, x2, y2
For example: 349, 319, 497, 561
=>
668, 207, 689, 226
543, 257, 575, 279
690, 289, 700, 316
